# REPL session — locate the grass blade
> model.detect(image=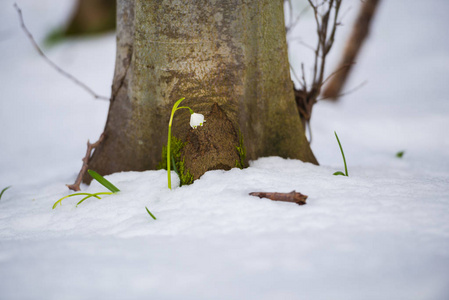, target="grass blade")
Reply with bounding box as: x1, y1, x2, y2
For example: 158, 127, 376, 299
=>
333, 171, 346, 176
0, 186, 11, 200
172, 97, 185, 112
75, 192, 112, 206
52, 193, 102, 209
88, 170, 120, 193
76, 194, 95, 207
334, 131, 348, 176
145, 206, 157, 220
